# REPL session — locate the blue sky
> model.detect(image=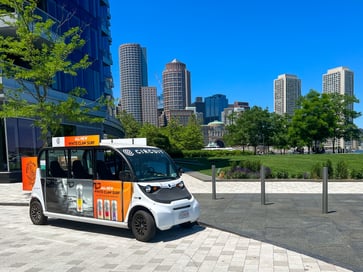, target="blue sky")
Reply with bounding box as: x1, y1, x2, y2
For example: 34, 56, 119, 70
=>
109, 0, 363, 127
